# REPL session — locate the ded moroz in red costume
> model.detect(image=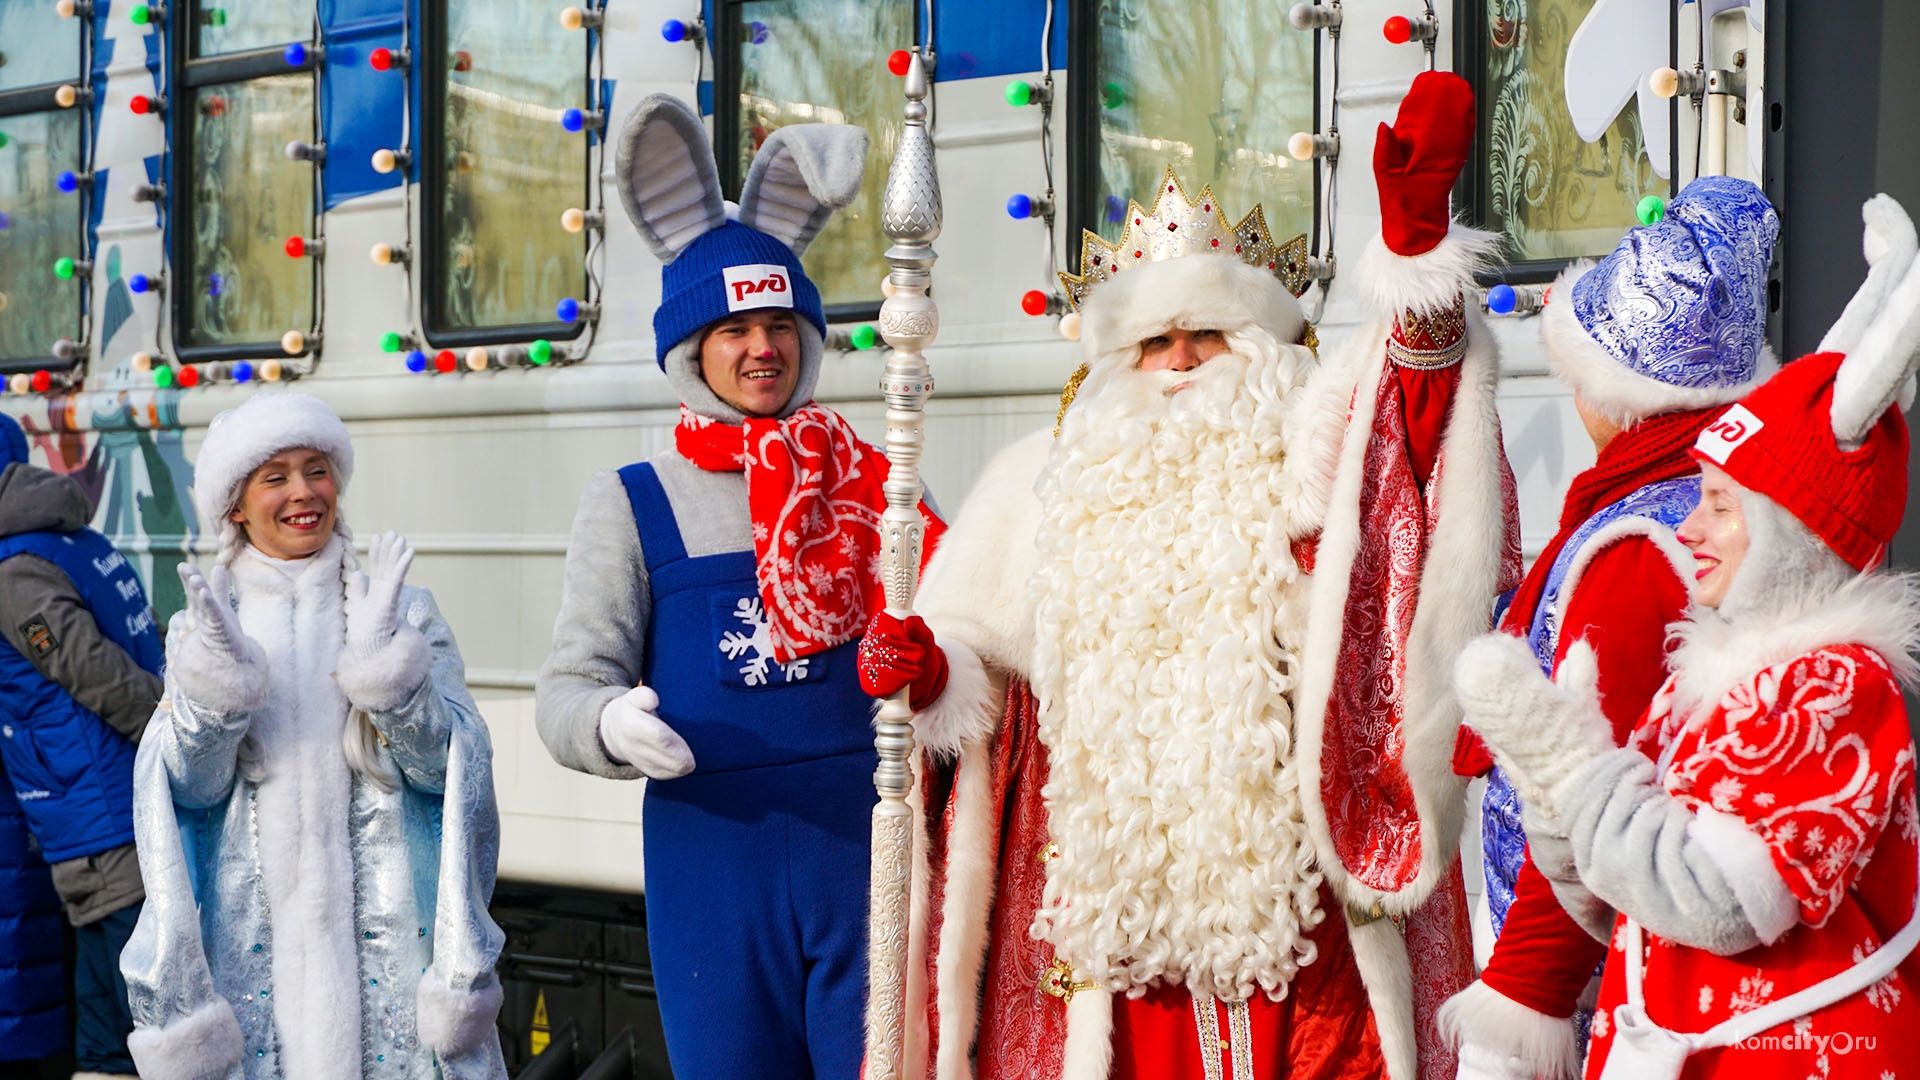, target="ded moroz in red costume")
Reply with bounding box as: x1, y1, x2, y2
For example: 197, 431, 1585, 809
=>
858, 72, 1518, 1080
